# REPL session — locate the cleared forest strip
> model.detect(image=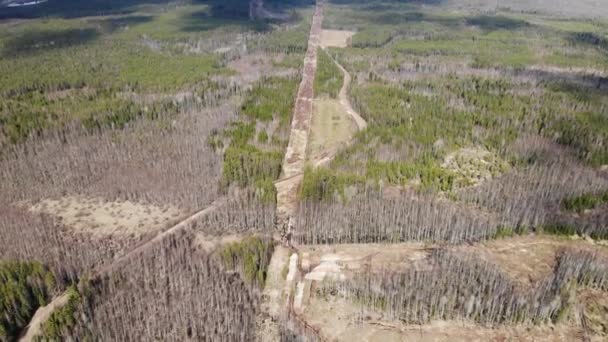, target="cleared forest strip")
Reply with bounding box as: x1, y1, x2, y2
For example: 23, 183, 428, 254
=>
19, 197, 226, 342
280, 1, 324, 179
257, 1, 325, 341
